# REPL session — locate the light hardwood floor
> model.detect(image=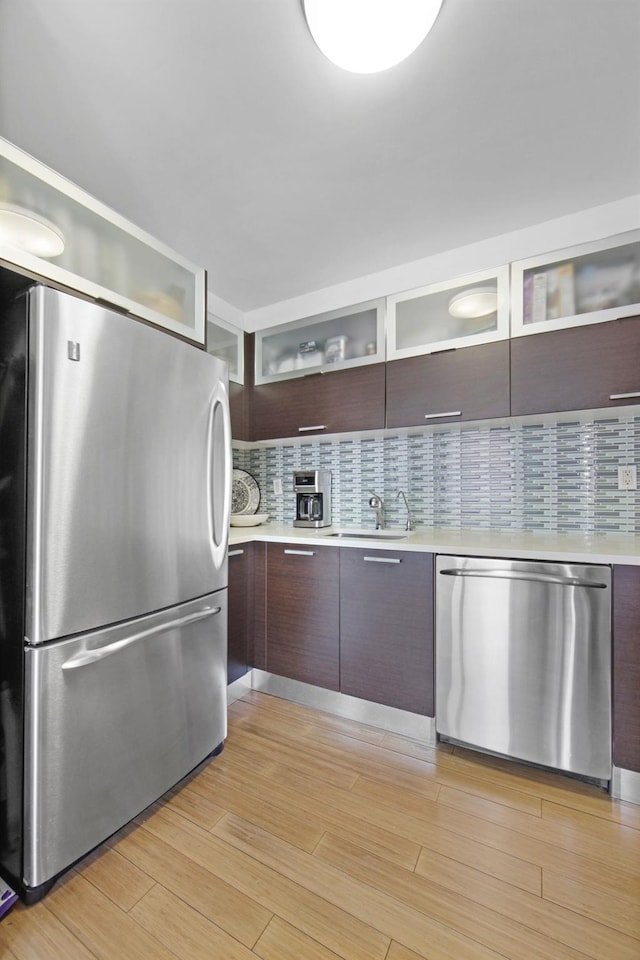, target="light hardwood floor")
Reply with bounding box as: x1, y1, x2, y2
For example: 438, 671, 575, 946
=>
2, 690, 639, 960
